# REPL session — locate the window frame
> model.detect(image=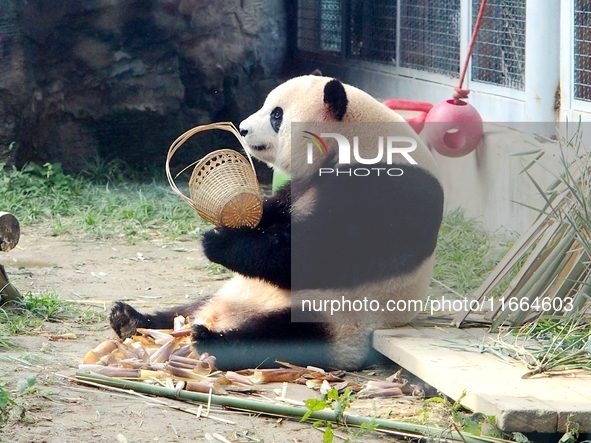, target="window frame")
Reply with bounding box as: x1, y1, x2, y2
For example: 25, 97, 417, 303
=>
294, 0, 527, 103
561, 0, 591, 119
